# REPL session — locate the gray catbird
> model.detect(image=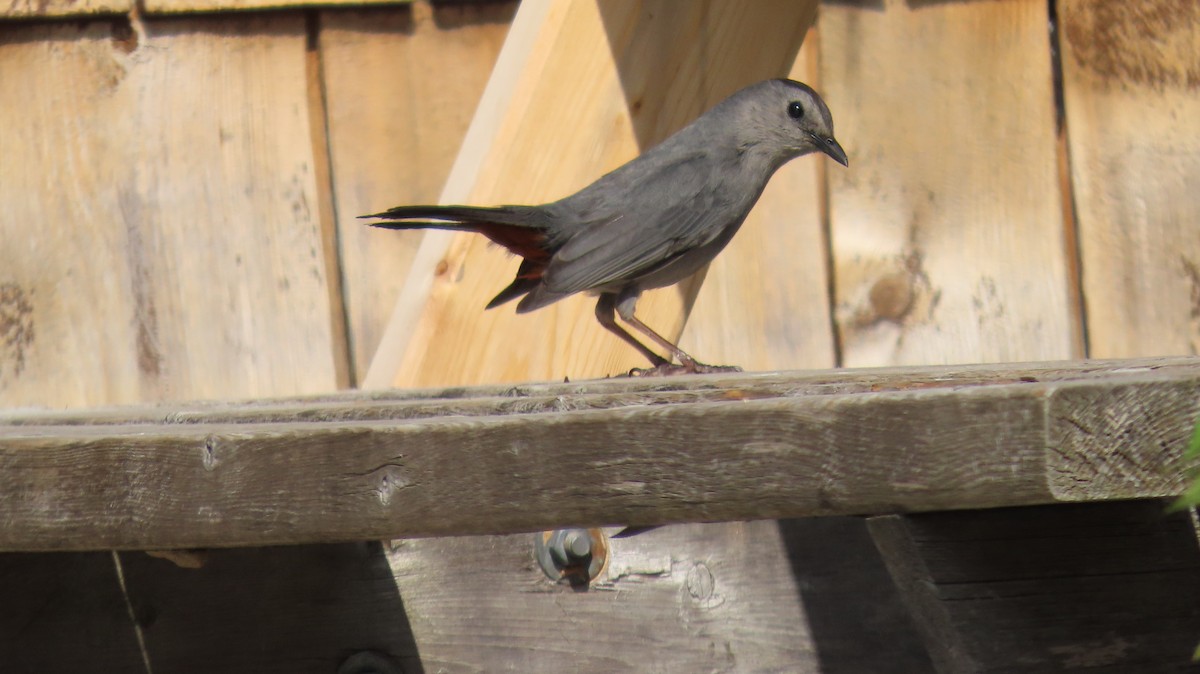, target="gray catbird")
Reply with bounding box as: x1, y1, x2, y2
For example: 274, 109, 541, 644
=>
363, 78, 847, 375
